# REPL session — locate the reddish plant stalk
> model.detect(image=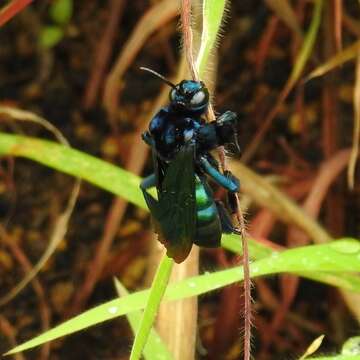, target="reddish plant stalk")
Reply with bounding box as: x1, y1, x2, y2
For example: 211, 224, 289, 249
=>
82, 0, 125, 109
180, 0, 198, 81
235, 195, 251, 360
333, 0, 342, 53
0, 0, 33, 27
